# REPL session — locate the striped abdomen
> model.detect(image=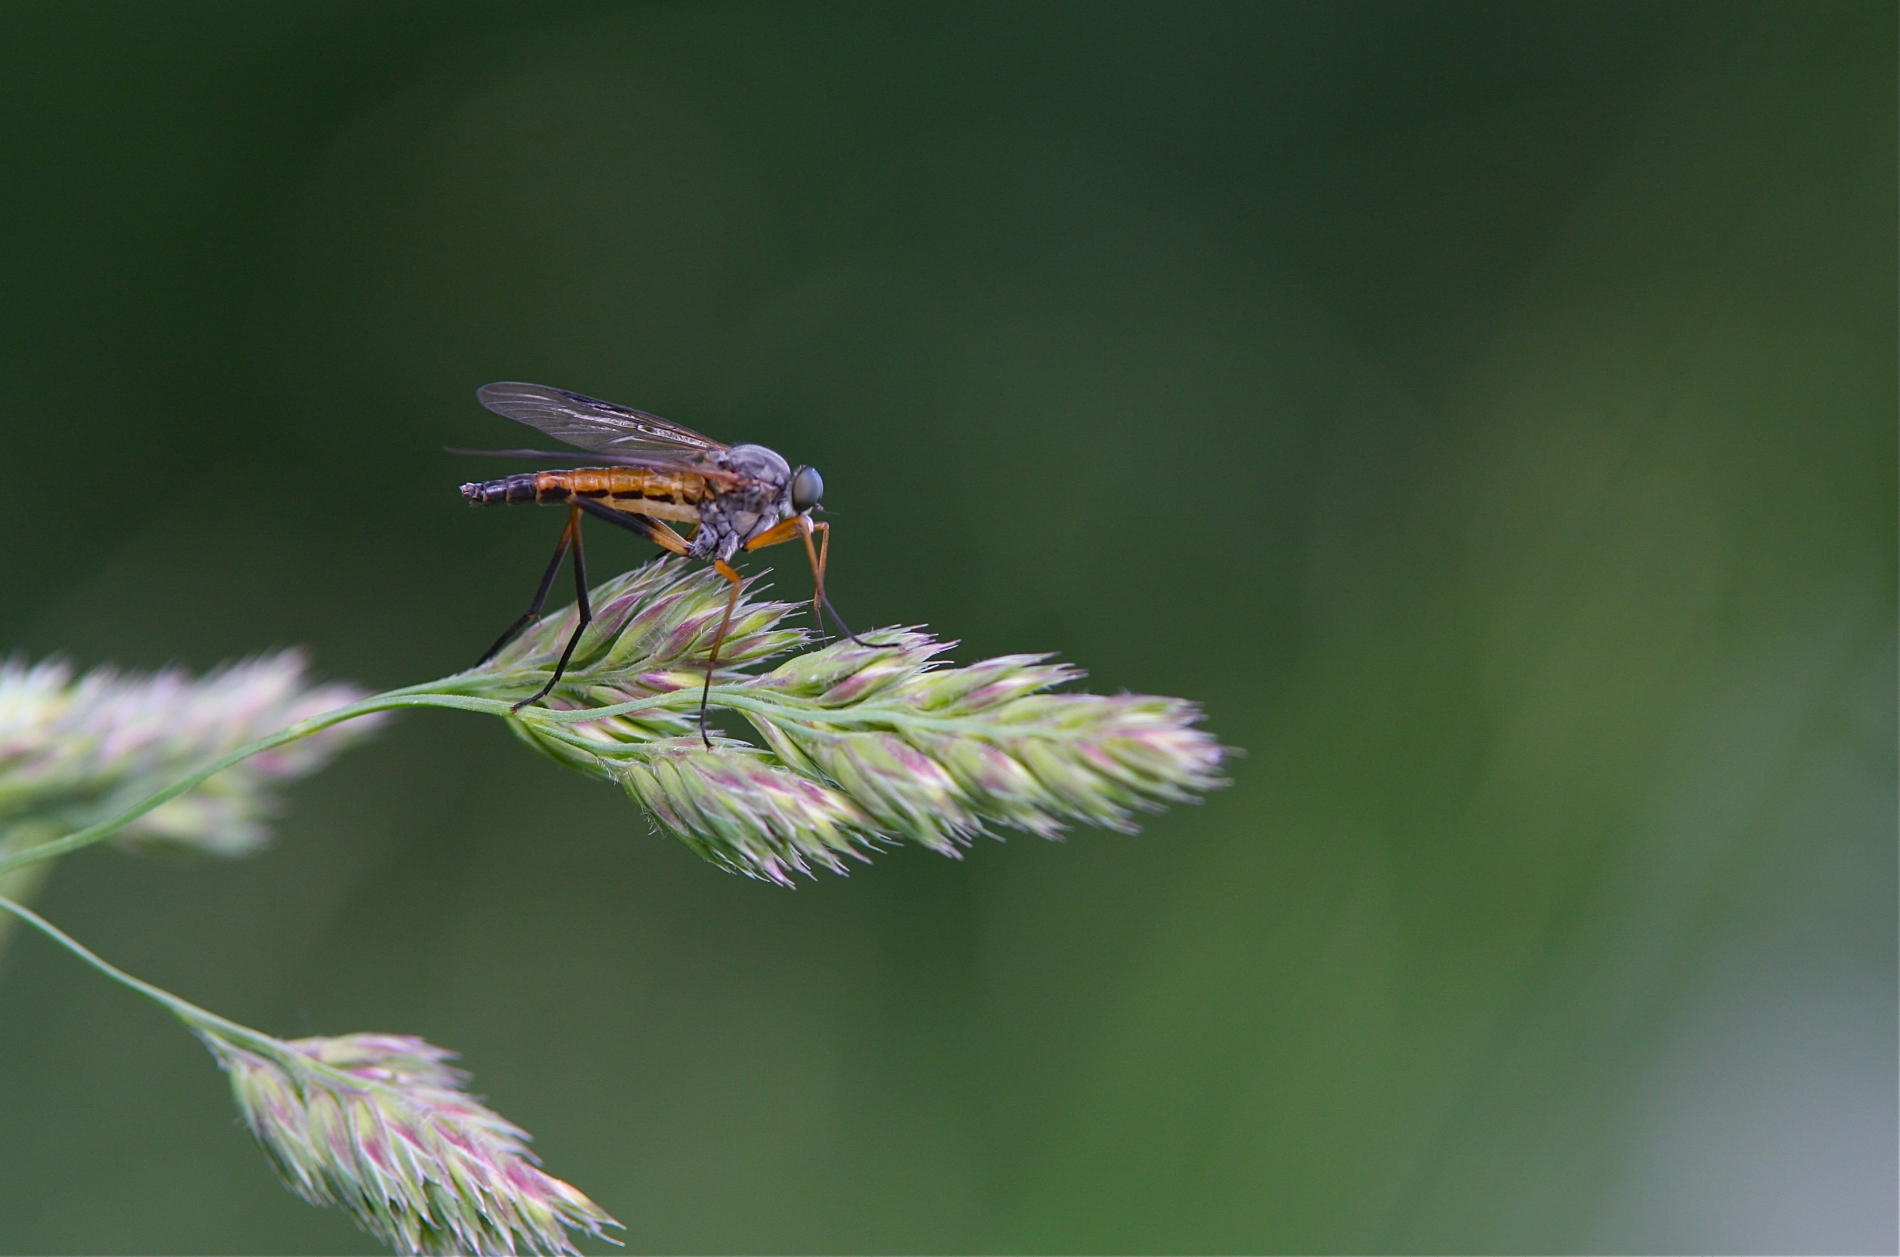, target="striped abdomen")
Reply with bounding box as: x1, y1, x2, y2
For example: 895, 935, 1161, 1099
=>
460, 468, 709, 523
